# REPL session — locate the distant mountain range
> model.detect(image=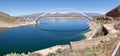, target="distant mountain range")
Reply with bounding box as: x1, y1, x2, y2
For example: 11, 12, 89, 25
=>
15, 12, 102, 20
18, 12, 102, 17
